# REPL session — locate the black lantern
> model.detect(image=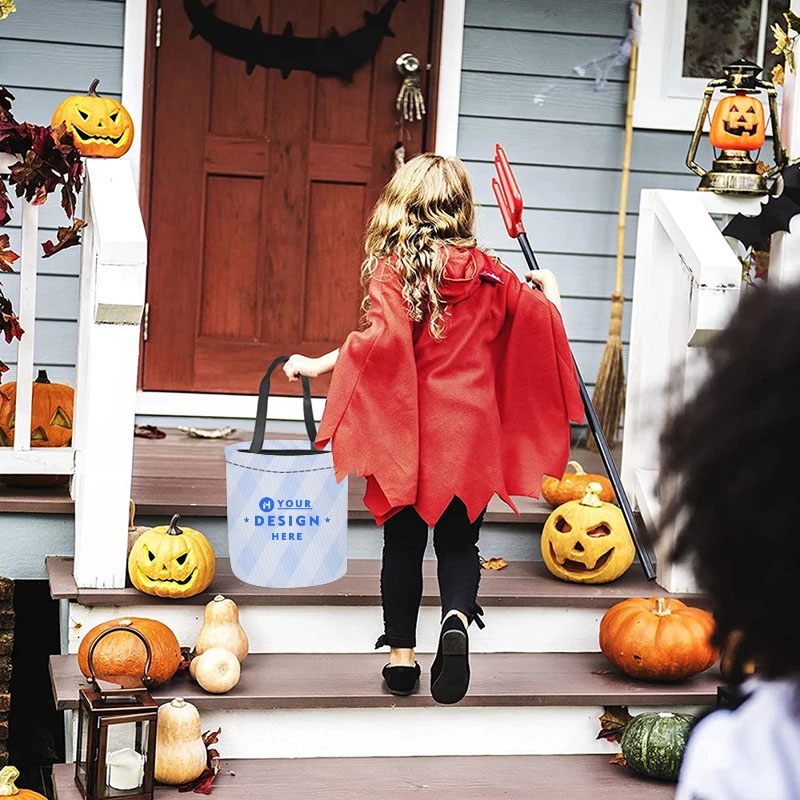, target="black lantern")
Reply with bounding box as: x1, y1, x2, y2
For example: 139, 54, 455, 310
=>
75, 625, 158, 800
